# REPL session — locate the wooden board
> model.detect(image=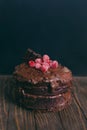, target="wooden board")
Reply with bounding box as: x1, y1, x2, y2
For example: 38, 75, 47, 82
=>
0, 76, 87, 130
